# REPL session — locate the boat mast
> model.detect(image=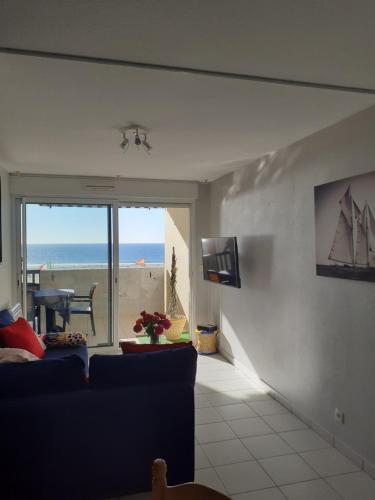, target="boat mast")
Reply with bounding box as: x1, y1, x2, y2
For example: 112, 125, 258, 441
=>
328, 185, 354, 265
365, 201, 370, 266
